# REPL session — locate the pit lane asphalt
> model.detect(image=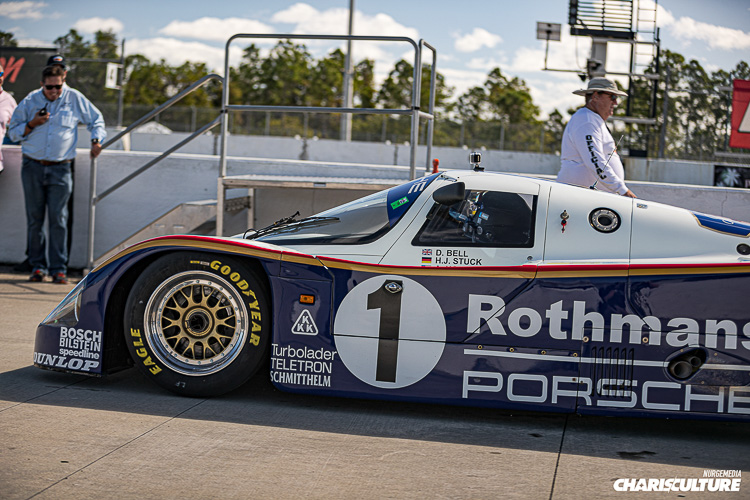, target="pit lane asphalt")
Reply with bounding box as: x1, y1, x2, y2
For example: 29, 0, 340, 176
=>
0, 266, 748, 500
